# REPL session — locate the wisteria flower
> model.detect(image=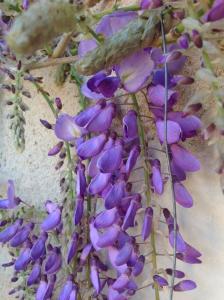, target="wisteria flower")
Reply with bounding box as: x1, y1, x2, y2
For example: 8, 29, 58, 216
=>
0, 180, 20, 209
